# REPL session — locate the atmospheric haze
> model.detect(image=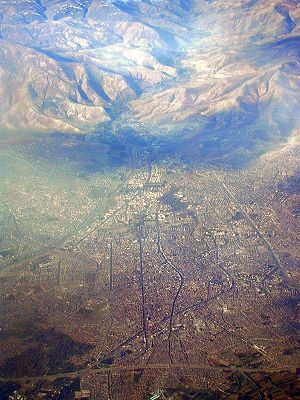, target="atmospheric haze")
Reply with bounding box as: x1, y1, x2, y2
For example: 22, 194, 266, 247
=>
0, 1, 300, 400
